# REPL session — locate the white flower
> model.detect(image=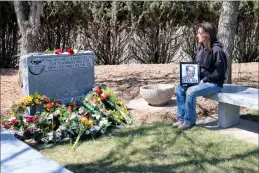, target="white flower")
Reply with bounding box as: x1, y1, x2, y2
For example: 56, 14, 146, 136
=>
41, 137, 48, 143
17, 130, 24, 137
96, 114, 100, 120
99, 118, 108, 127
62, 104, 66, 108
59, 125, 66, 130
47, 132, 54, 141
86, 130, 91, 135
99, 121, 104, 127
8, 117, 16, 121
91, 114, 96, 118
41, 112, 47, 117
47, 113, 54, 120
54, 110, 61, 116
78, 107, 85, 114
101, 129, 105, 134
103, 111, 109, 116
70, 112, 77, 120
55, 131, 62, 139
94, 126, 100, 131
90, 127, 95, 132
85, 94, 91, 100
